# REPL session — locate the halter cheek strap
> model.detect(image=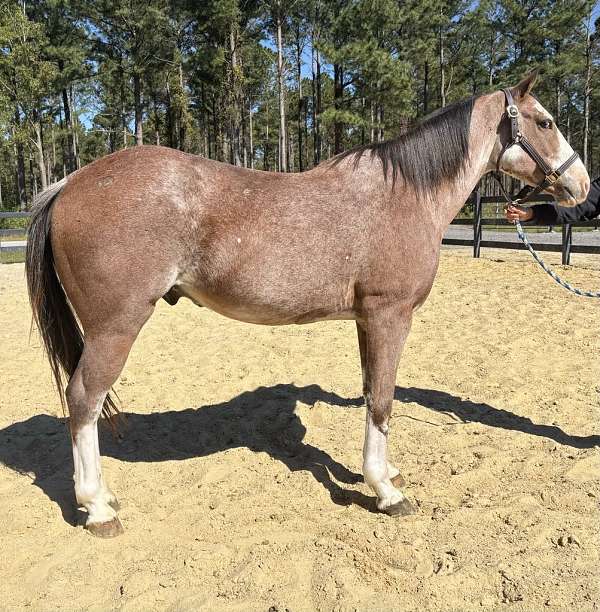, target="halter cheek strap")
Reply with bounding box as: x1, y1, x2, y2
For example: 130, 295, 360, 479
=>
494, 88, 580, 205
